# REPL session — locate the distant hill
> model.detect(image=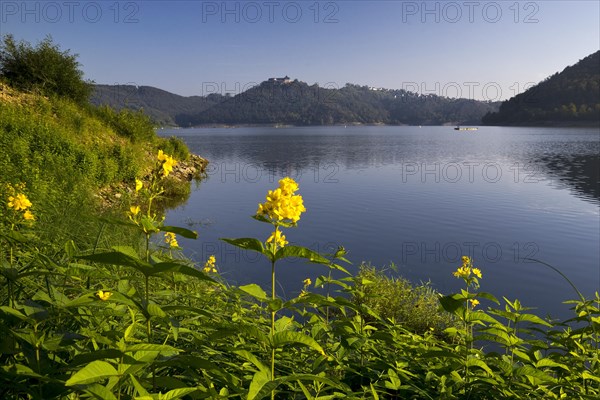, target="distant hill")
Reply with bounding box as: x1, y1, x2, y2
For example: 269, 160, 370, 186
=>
91, 84, 226, 126
92, 80, 500, 127
482, 51, 600, 126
